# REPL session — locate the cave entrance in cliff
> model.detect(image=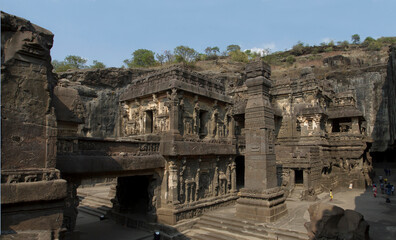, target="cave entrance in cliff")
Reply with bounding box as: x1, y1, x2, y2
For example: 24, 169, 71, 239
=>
116, 175, 150, 215
235, 156, 245, 189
